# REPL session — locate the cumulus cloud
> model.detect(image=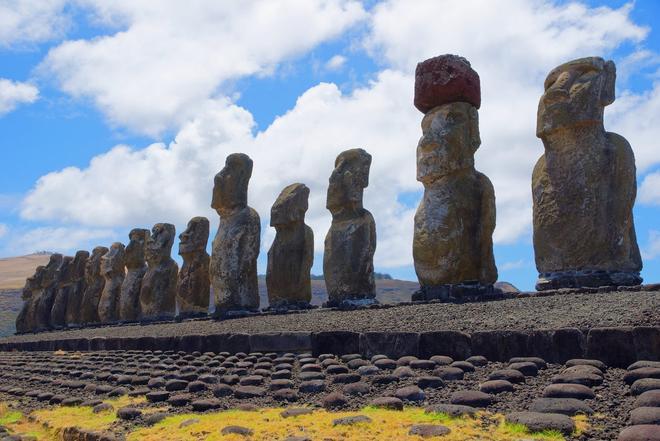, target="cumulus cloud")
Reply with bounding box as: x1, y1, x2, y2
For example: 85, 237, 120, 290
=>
40, 0, 367, 135
19, 0, 659, 270
0, 79, 39, 116
4, 226, 116, 256
639, 171, 660, 205
0, 0, 69, 47
325, 54, 347, 71
642, 230, 660, 260
0, 224, 8, 239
